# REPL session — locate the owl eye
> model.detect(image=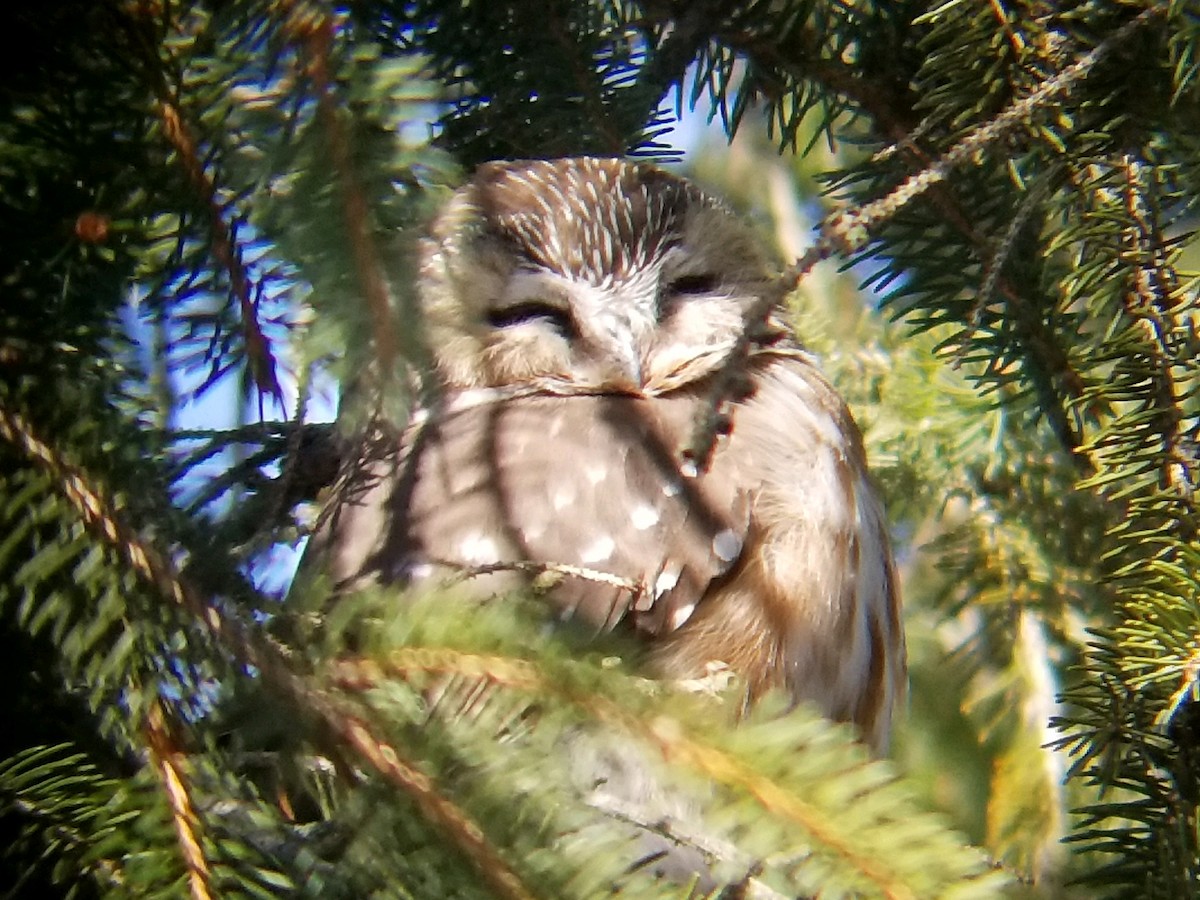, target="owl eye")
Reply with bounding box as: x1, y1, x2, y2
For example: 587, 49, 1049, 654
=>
666, 273, 720, 296
486, 301, 577, 338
